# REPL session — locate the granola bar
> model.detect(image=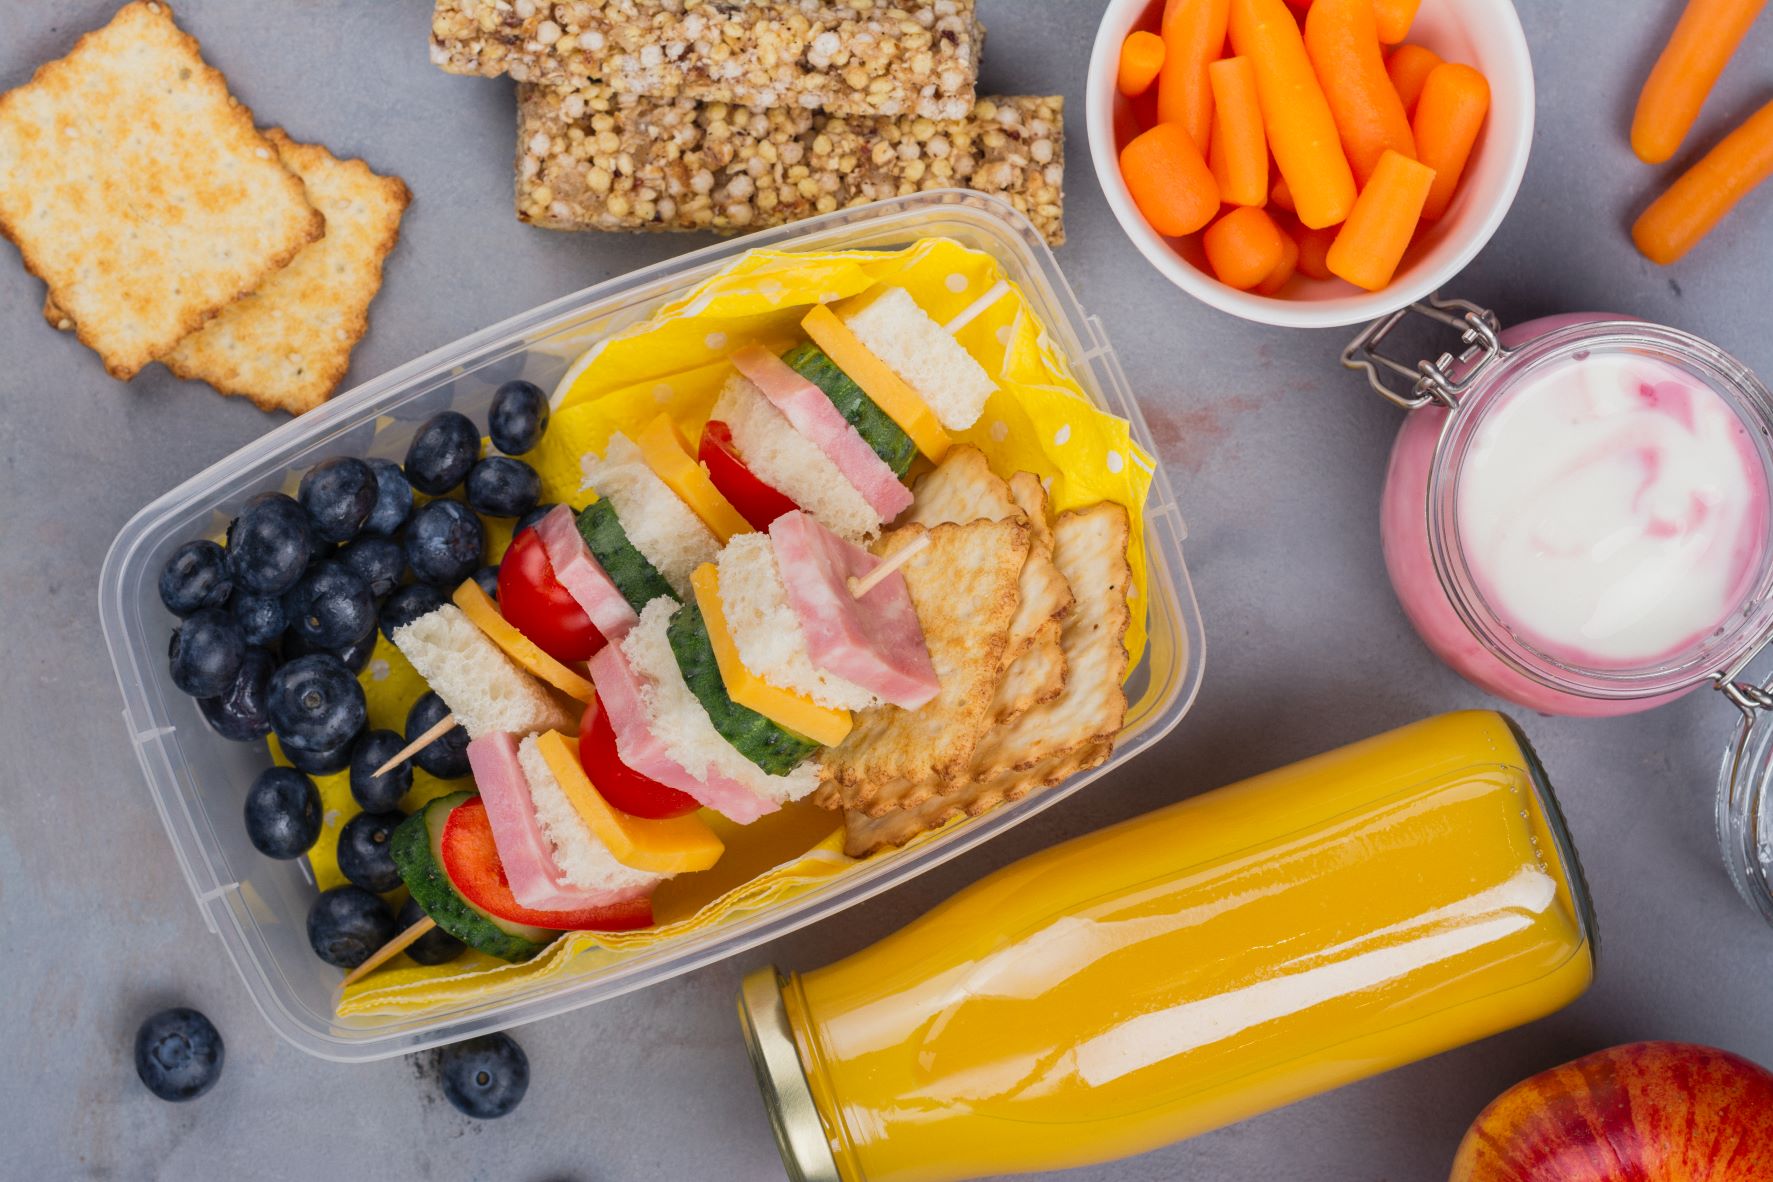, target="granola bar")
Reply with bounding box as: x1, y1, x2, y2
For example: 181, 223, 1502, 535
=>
432, 0, 982, 121
515, 84, 1064, 244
